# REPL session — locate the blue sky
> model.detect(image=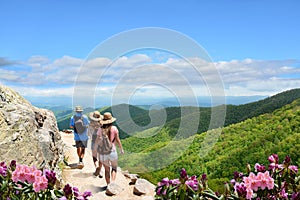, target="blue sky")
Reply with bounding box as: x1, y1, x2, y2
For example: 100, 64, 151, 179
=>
1, 0, 300, 107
